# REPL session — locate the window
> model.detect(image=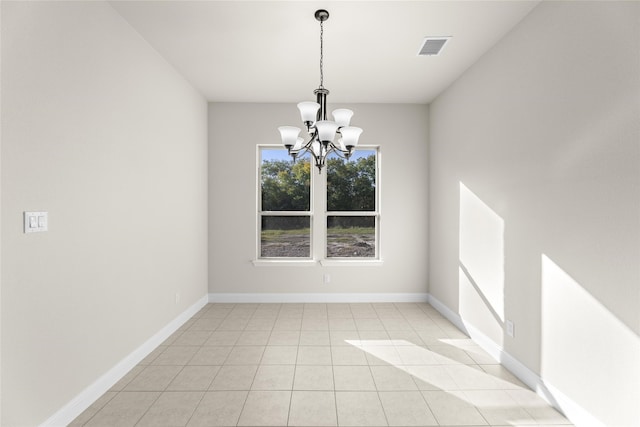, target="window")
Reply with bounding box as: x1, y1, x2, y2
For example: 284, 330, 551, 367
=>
258, 148, 312, 258
258, 146, 379, 261
326, 149, 378, 258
